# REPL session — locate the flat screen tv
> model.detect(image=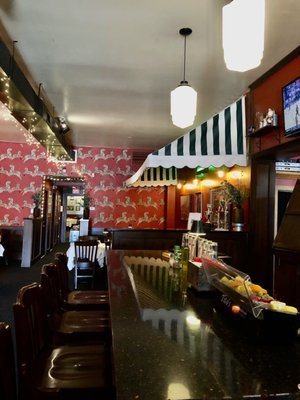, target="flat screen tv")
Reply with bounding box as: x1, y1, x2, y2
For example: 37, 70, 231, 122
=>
282, 76, 300, 137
